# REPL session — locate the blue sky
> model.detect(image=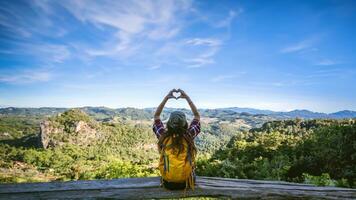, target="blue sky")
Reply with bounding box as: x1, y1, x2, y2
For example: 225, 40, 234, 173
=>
0, 0, 355, 112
